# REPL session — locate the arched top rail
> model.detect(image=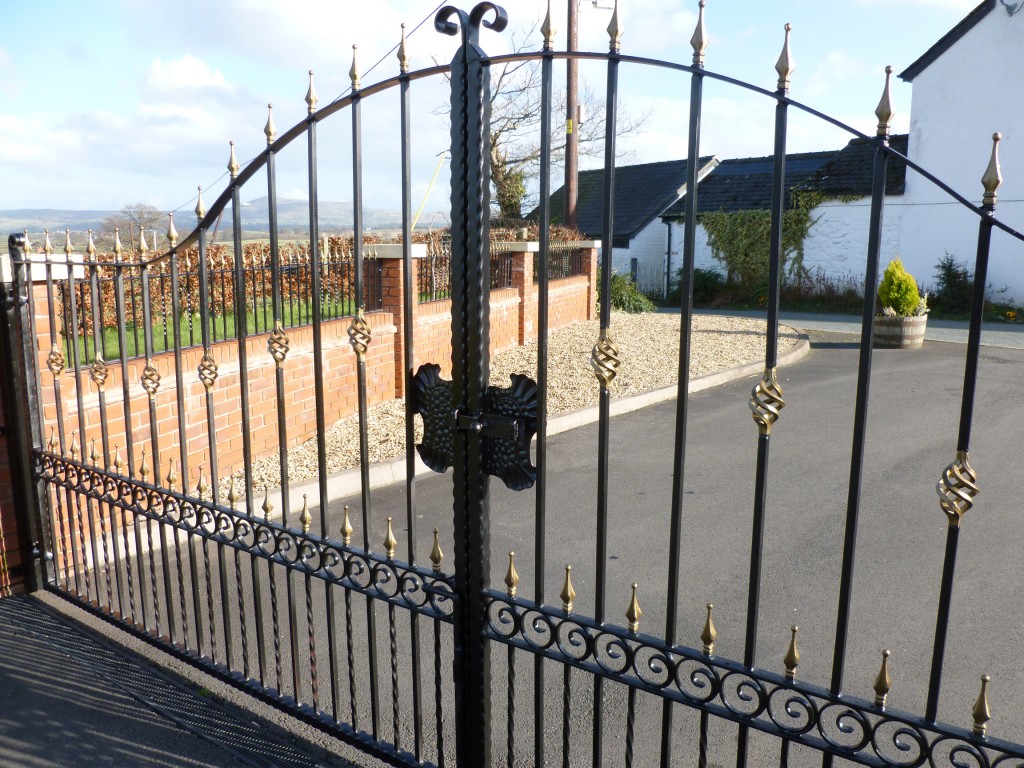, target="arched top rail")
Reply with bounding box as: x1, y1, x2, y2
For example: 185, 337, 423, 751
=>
145, 47, 1022, 265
